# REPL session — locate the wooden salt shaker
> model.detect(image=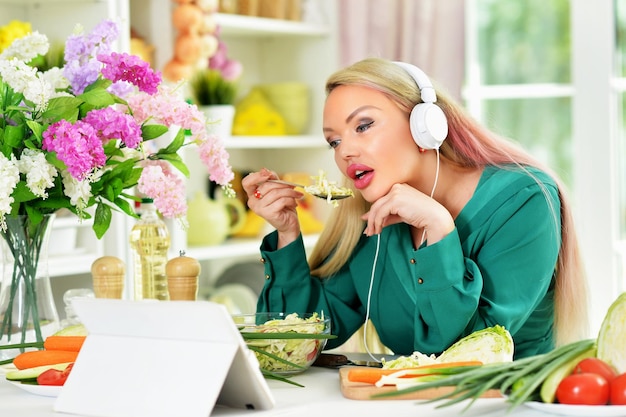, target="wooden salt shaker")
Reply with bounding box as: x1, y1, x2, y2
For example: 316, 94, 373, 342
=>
166, 252, 201, 301
91, 256, 125, 299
